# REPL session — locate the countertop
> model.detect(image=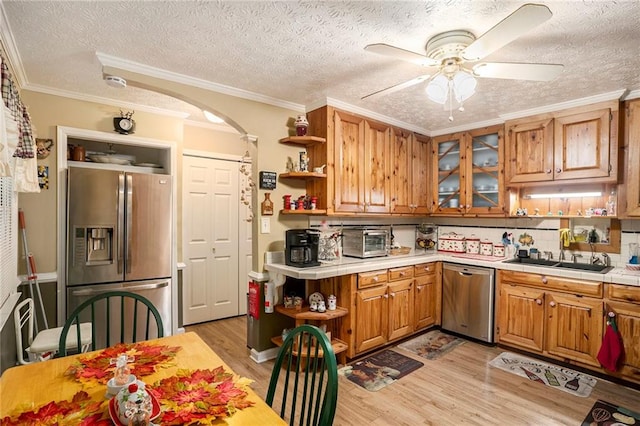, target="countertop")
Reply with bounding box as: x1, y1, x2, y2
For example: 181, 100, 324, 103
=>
265, 251, 640, 287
